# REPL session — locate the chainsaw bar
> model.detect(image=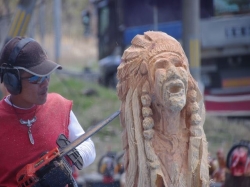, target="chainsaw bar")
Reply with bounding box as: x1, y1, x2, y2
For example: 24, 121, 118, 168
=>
59, 110, 120, 157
